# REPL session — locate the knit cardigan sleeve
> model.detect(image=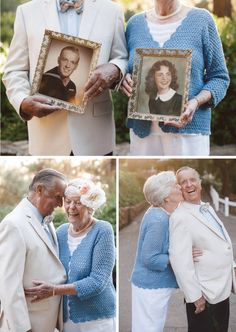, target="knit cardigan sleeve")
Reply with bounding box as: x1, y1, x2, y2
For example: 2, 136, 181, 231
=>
140, 213, 169, 271
201, 12, 229, 107
74, 222, 115, 300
